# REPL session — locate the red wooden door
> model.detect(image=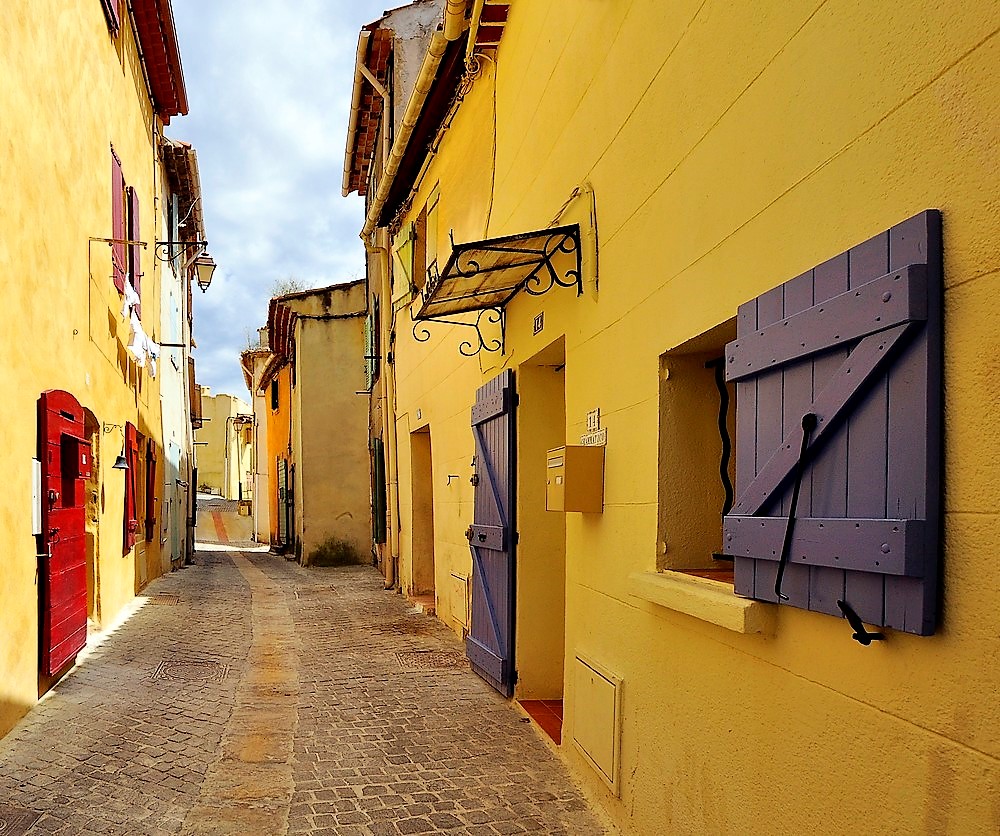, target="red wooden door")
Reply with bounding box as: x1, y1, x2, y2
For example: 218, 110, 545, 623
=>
38, 390, 89, 675
466, 370, 517, 696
